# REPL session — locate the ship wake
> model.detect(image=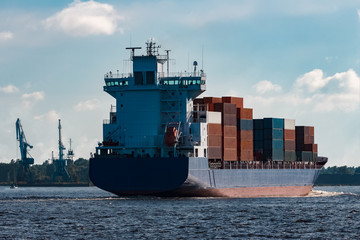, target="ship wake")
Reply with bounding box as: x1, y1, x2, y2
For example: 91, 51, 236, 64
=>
306, 190, 345, 197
